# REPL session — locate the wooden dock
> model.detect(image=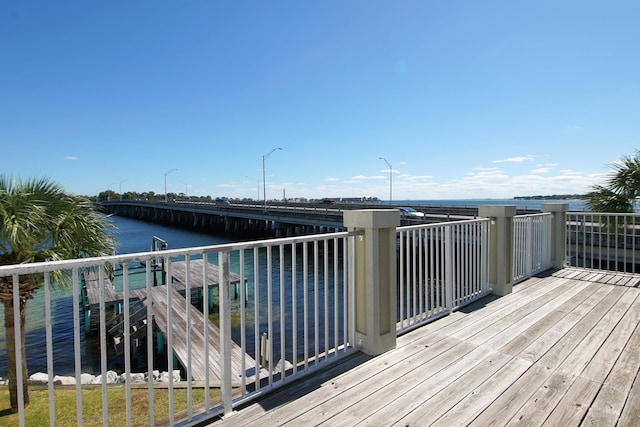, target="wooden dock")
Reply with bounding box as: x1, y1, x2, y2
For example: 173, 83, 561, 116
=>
82, 270, 122, 333
82, 259, 242, 309
150, 285, 256, 386
82, 261, 257, 386
169, 259, 242, 294
208, 269, 640, 426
